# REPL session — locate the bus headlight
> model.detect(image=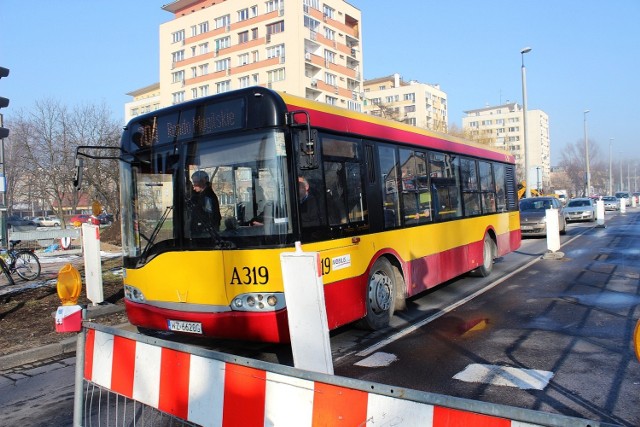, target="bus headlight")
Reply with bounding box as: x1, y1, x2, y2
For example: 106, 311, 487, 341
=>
231, 292, 285, 312
124, 285, 145, 303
